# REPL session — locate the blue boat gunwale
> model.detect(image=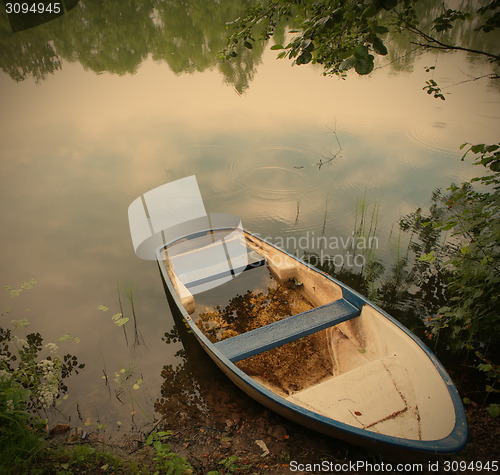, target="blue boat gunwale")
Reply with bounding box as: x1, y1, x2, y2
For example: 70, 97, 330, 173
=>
156, 229, 468, 455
